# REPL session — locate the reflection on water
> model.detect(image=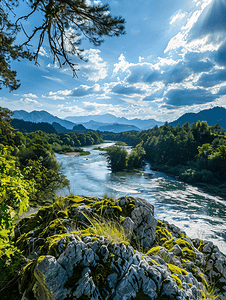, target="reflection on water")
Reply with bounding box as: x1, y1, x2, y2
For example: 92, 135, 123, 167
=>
55, 142, 226, 254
